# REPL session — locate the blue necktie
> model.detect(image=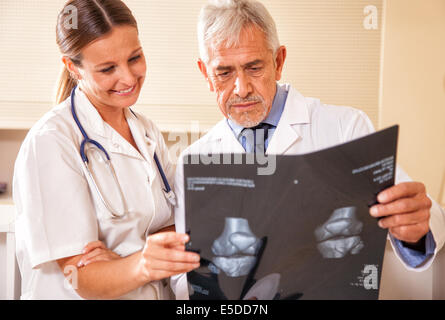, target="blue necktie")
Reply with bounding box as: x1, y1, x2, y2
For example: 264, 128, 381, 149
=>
240, 123, 273, 153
